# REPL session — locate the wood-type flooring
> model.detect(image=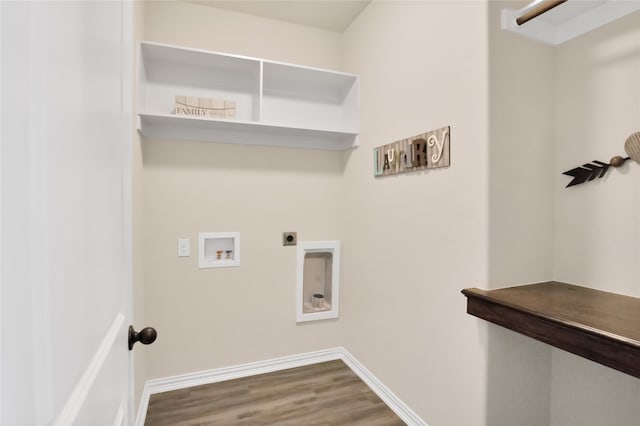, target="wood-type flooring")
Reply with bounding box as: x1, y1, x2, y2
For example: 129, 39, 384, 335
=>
144, 359, 406, 425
